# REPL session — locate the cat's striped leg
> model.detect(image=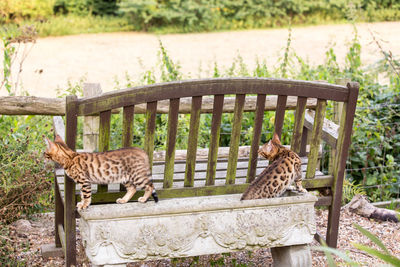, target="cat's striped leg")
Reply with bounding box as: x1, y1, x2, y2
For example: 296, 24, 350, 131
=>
117, 183, 136, 204
77, 182, 92, 210
138, 184, 155, 203
294, 172, 307, 193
